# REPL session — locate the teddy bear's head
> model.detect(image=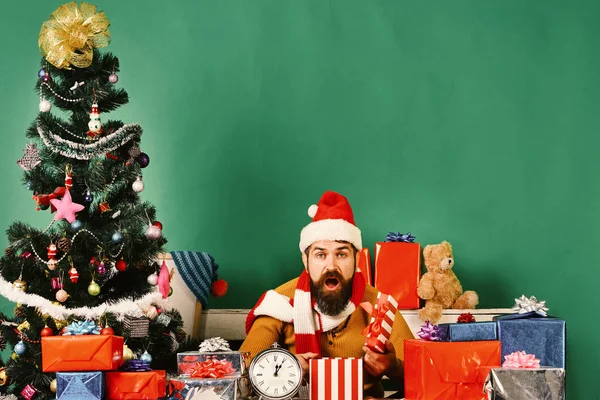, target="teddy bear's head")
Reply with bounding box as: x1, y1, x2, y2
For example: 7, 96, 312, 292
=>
423, 241, 454, 272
